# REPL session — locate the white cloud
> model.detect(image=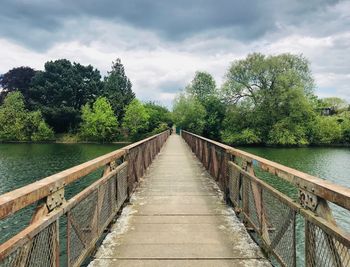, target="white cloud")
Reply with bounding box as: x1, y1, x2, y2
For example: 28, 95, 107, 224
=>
1, 10, 350, 108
